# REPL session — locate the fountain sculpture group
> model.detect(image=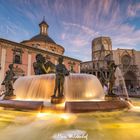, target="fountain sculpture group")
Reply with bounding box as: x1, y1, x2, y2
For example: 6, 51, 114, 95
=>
0, 54, 130, 112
